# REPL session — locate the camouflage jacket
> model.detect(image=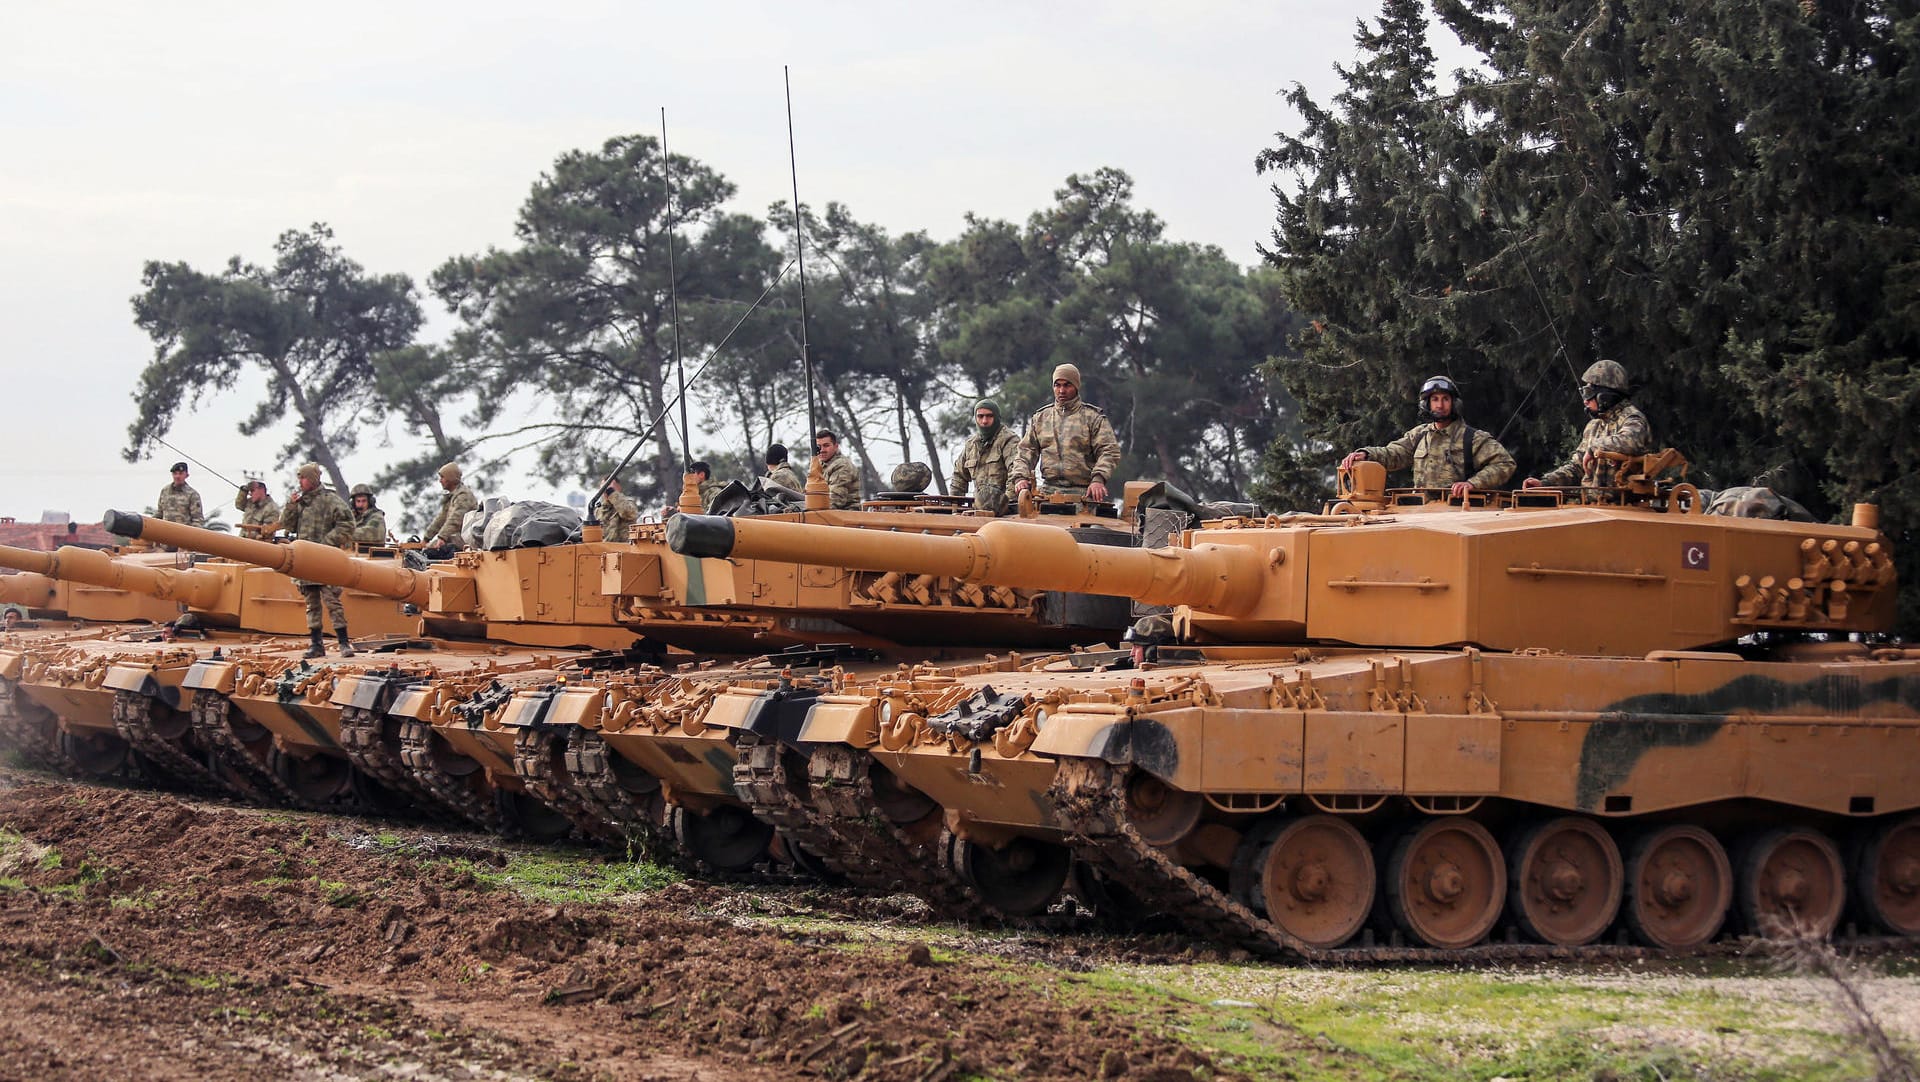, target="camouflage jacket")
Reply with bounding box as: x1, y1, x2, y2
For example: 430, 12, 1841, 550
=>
765, 464, 804, 494
1538, 402, 1654, 487
280, 487, 353, 550
1361, 421, 1516, 489
351, 507, 388, 545
1011, 401, 1121, 490
597, 490, 638, 542
232, 490, 281, 536
425, 483, 480, 545
819, 453, 862, 510
698, 478, 725, 510
156, 482, 204, 528
950, 428, 1020, 511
